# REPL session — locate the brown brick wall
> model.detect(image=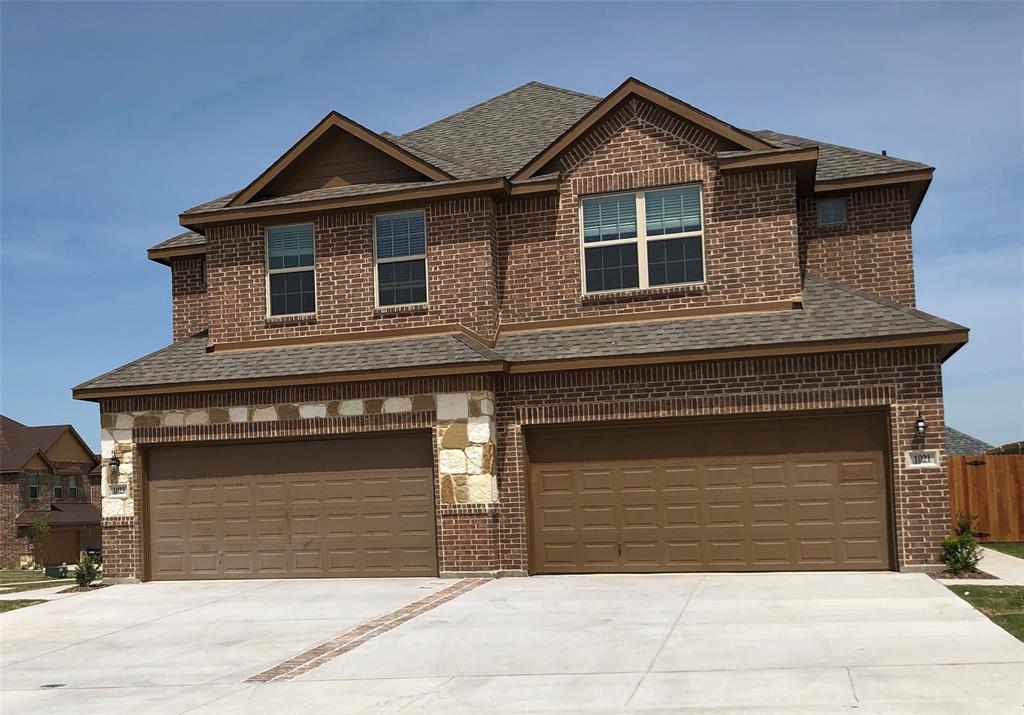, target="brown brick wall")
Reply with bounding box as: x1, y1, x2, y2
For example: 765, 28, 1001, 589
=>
97, 349, 948, 578
498, 99, 801, 325
171, 255, 208, 341
799, 187, 916, 306
0, 474, 20, 567
203, 197, 499, 347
